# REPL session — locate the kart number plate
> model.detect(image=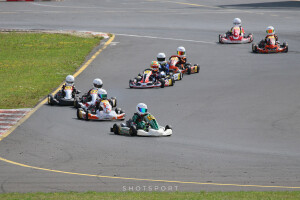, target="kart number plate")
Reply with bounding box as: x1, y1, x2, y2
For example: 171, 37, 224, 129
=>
144, 70, 151, 74
147, 115, 155, 121
90, 89, 98, 94
65, 86, 73, 90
